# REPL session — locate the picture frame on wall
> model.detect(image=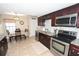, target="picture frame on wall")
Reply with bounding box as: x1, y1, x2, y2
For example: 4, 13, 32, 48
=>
20, 20, 24, 25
